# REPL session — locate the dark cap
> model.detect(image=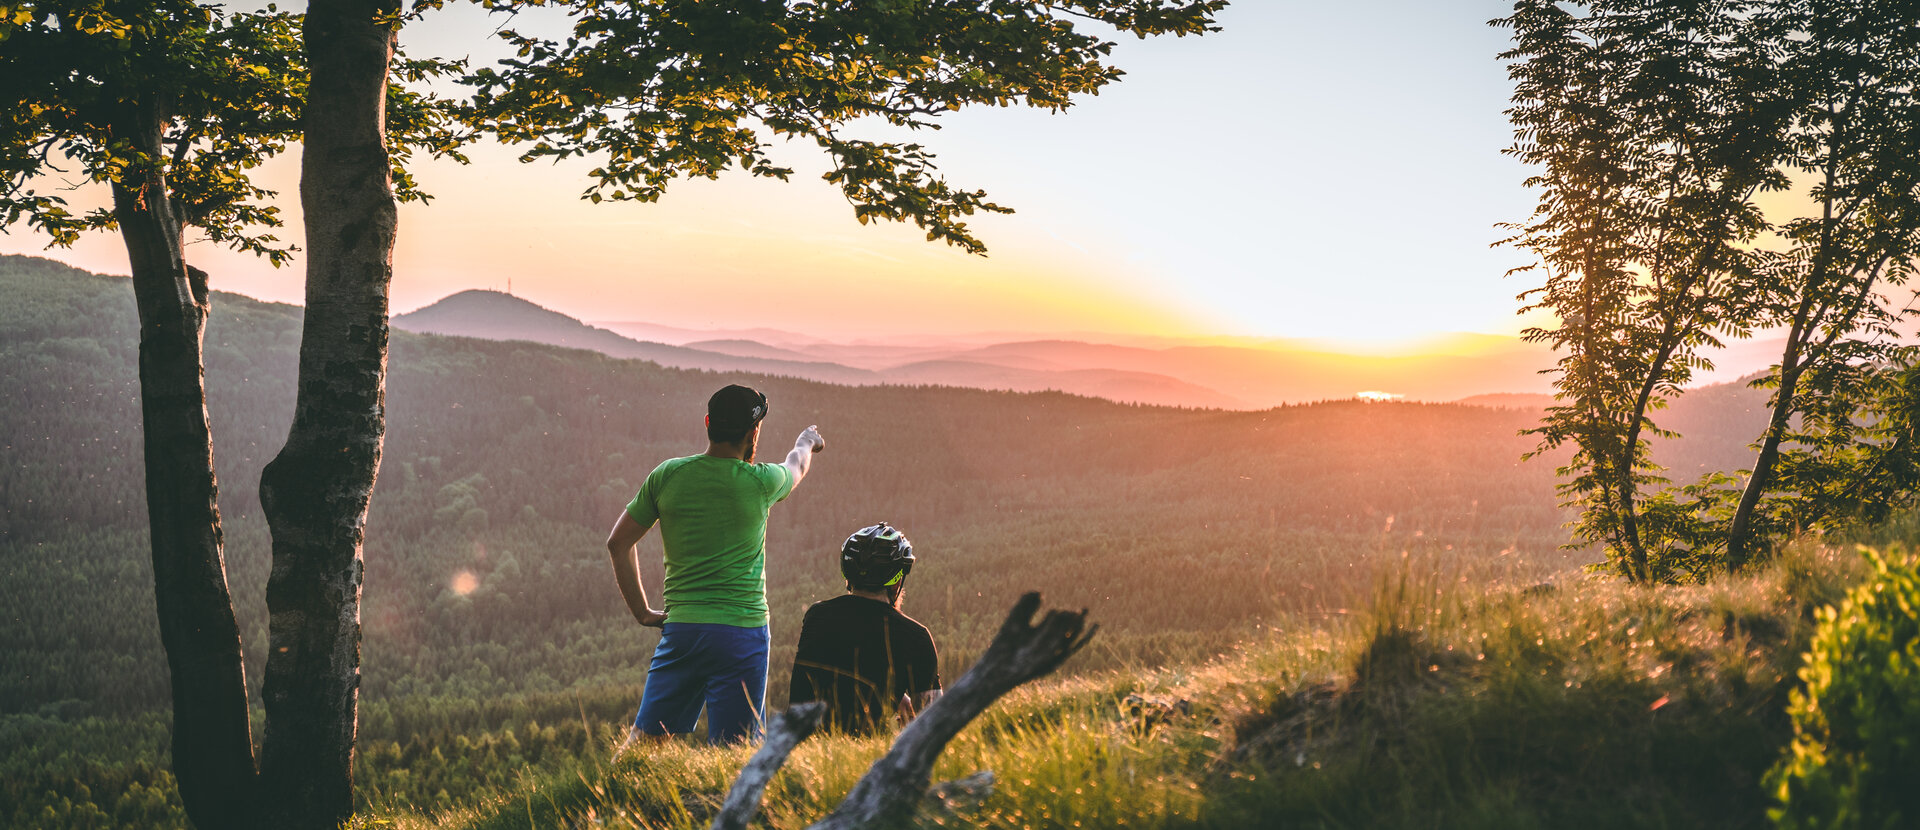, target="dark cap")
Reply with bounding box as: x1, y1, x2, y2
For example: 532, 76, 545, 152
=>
708, 384, 769, 430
